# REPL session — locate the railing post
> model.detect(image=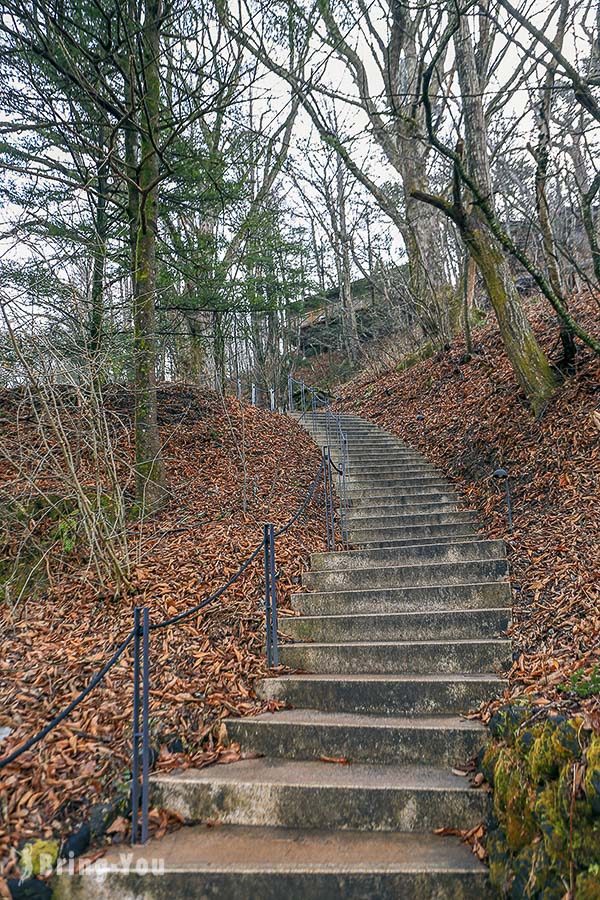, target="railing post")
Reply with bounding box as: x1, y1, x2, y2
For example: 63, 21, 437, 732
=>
300, 381, 306, 413
288, 374, 294, 412
269, 387, 275, 411
131, 606, 150, 845
251, 383, 257, 405
311, 391, 316, 429
237, 378, 242, 401
263, 524, 279, 667
263, 525, 272, 667
140, 607, 150, 844
131, 607, 140, 845
268, 524, 279, 666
